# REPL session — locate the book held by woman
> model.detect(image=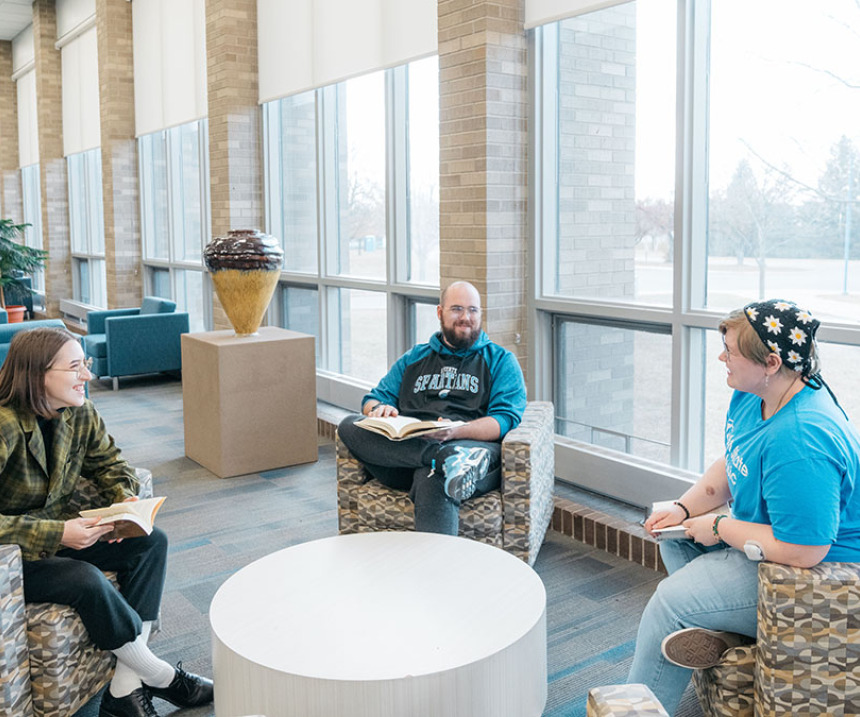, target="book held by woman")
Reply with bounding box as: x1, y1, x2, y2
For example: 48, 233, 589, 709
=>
79, 496, 166, 540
